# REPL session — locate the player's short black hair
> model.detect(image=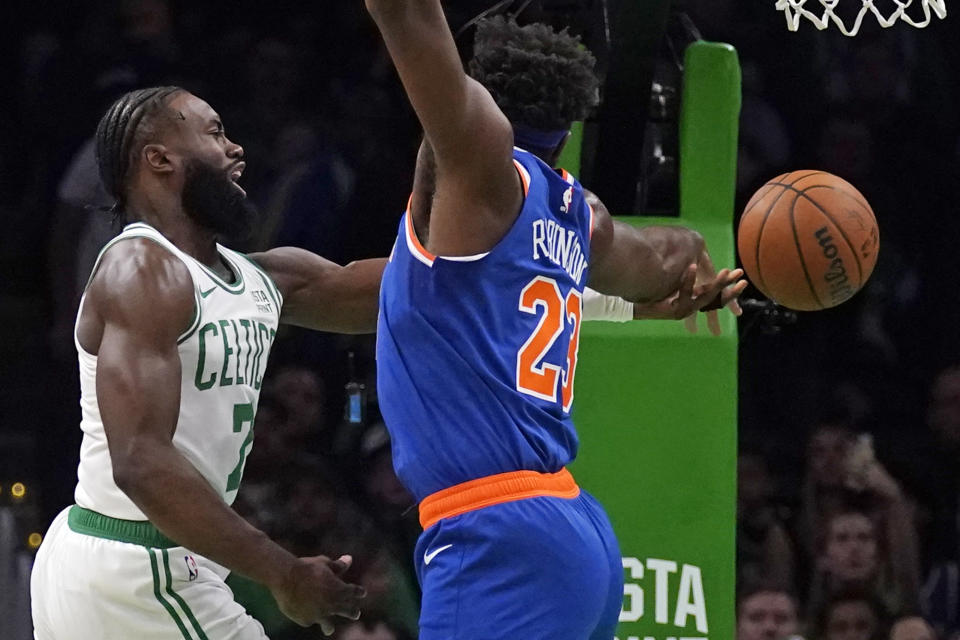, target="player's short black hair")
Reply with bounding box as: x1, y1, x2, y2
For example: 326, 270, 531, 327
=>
468, 16, 600, 132
95, 86, 184, 222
